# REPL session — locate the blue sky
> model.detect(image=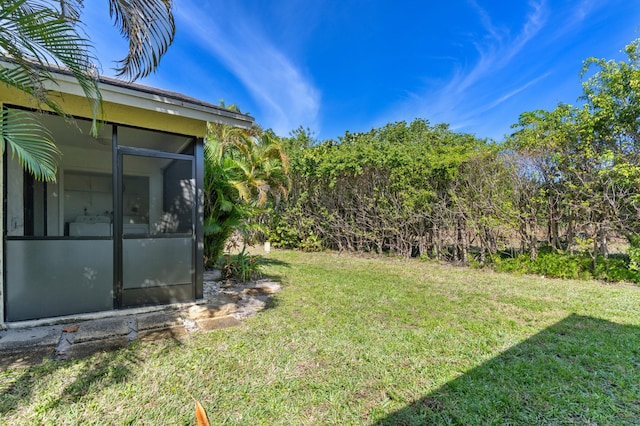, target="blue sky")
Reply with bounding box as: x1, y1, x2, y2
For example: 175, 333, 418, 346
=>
83, 1, 640, 142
